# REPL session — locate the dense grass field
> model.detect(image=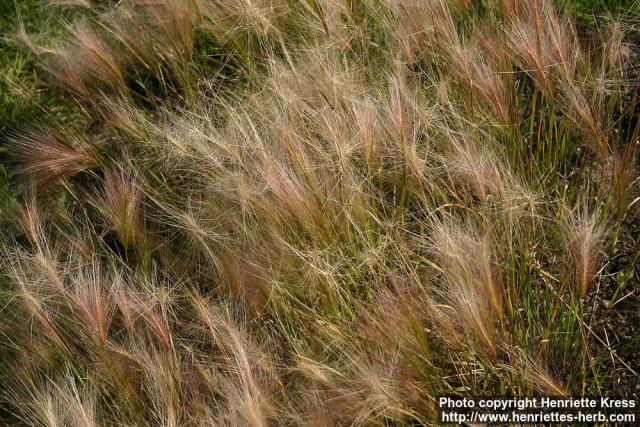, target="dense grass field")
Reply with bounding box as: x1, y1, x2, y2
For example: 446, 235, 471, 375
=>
0, 0, 638, 425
